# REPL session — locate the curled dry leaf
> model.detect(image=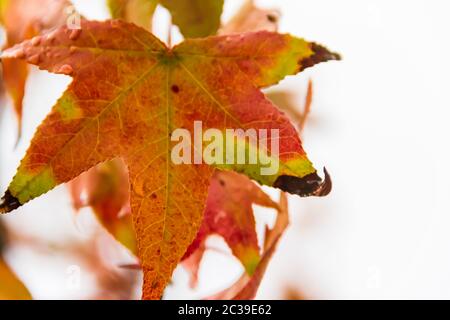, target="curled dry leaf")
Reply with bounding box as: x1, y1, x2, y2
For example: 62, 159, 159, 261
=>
0, 0, 72, 134
0, 20, 338, 299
